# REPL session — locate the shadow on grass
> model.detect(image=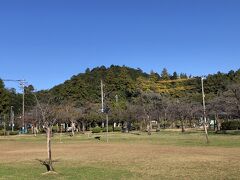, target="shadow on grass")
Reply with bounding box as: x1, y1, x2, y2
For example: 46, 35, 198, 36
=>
0, 163, 138, 180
